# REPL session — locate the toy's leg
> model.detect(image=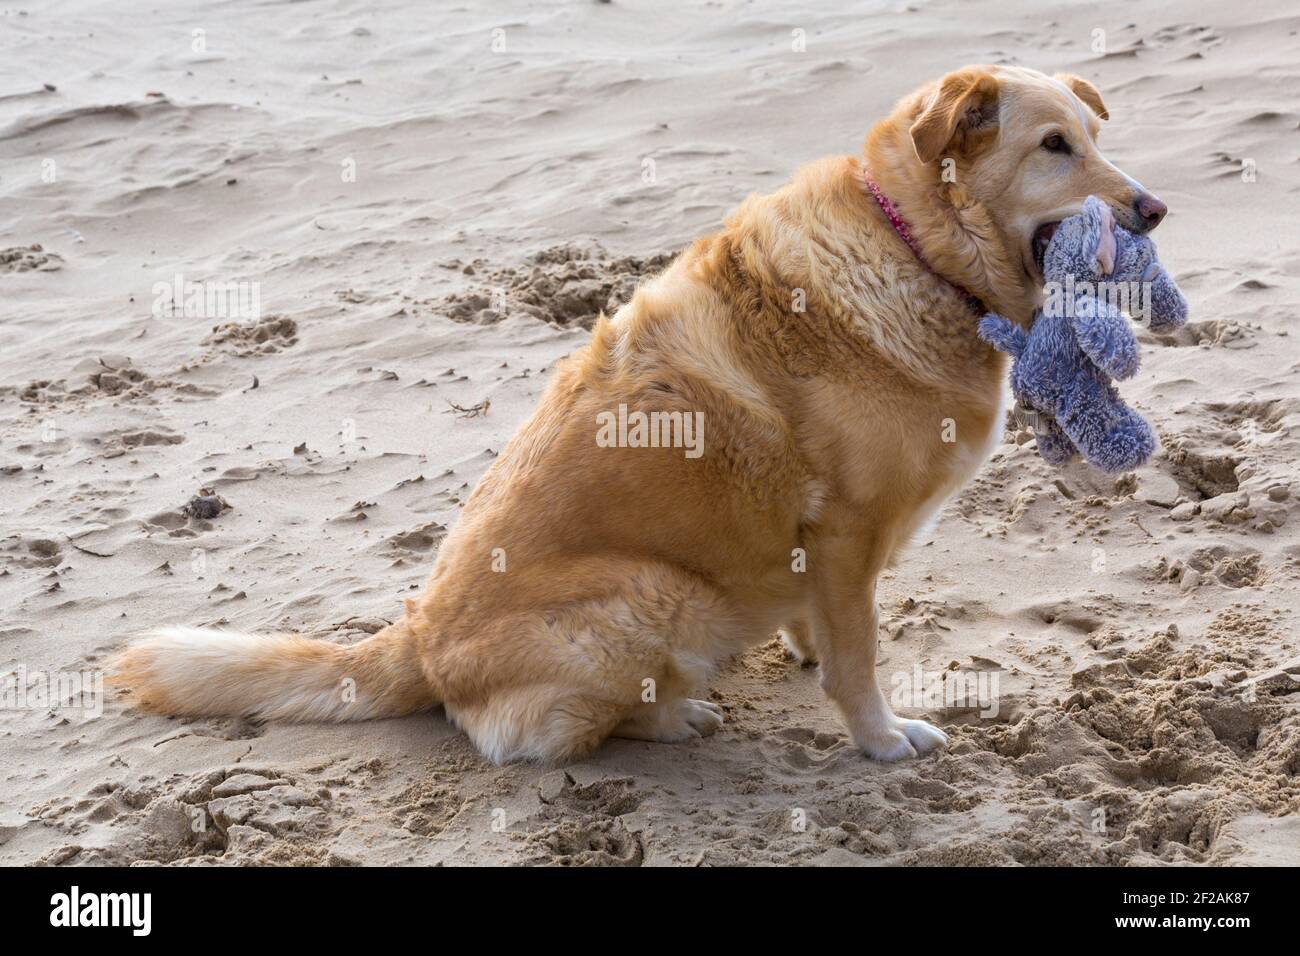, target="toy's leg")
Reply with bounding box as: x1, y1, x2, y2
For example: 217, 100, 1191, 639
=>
1058, 379, 1157, 473
1033, 414, 1079, 466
